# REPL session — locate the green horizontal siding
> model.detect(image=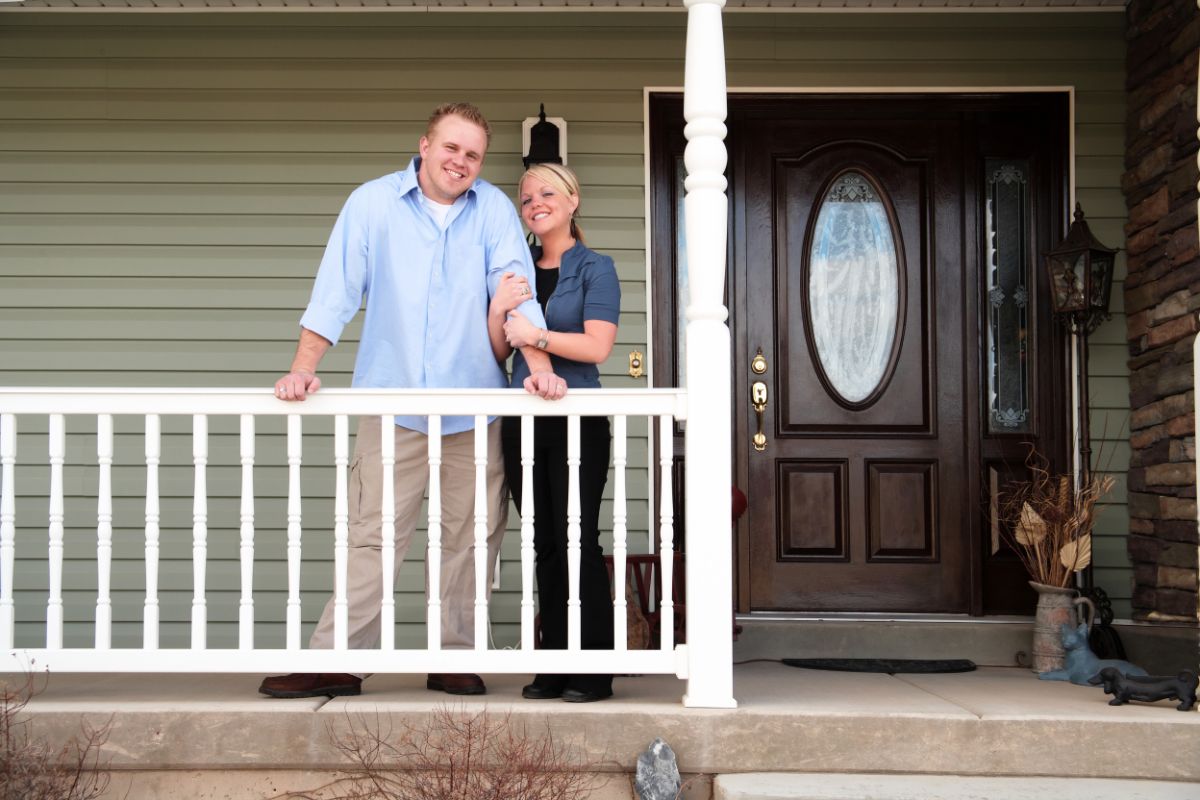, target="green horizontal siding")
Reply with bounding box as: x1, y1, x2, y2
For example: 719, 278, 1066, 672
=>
0, 9, 1131, 648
